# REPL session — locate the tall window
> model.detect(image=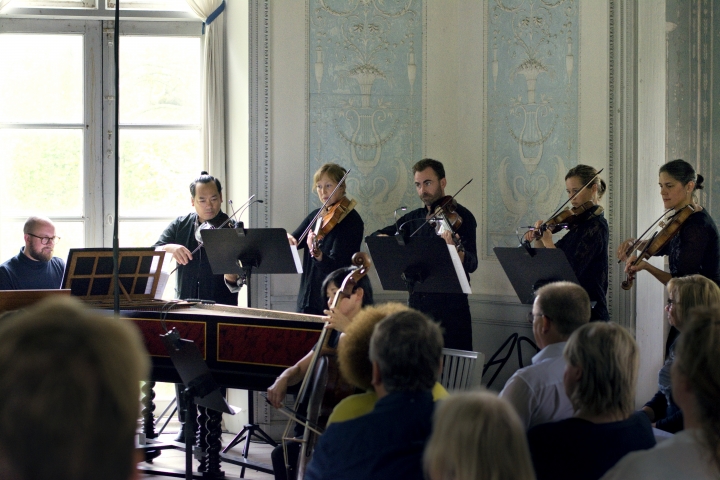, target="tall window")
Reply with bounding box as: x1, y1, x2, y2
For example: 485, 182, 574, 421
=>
0, 17, 202, 276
